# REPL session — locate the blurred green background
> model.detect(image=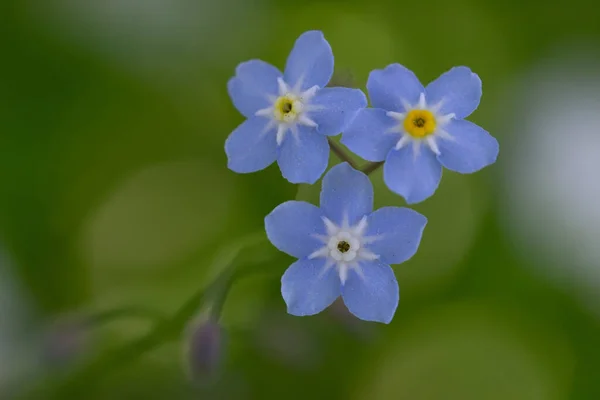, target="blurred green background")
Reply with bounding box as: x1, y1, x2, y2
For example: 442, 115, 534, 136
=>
2, 0, 600, 399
